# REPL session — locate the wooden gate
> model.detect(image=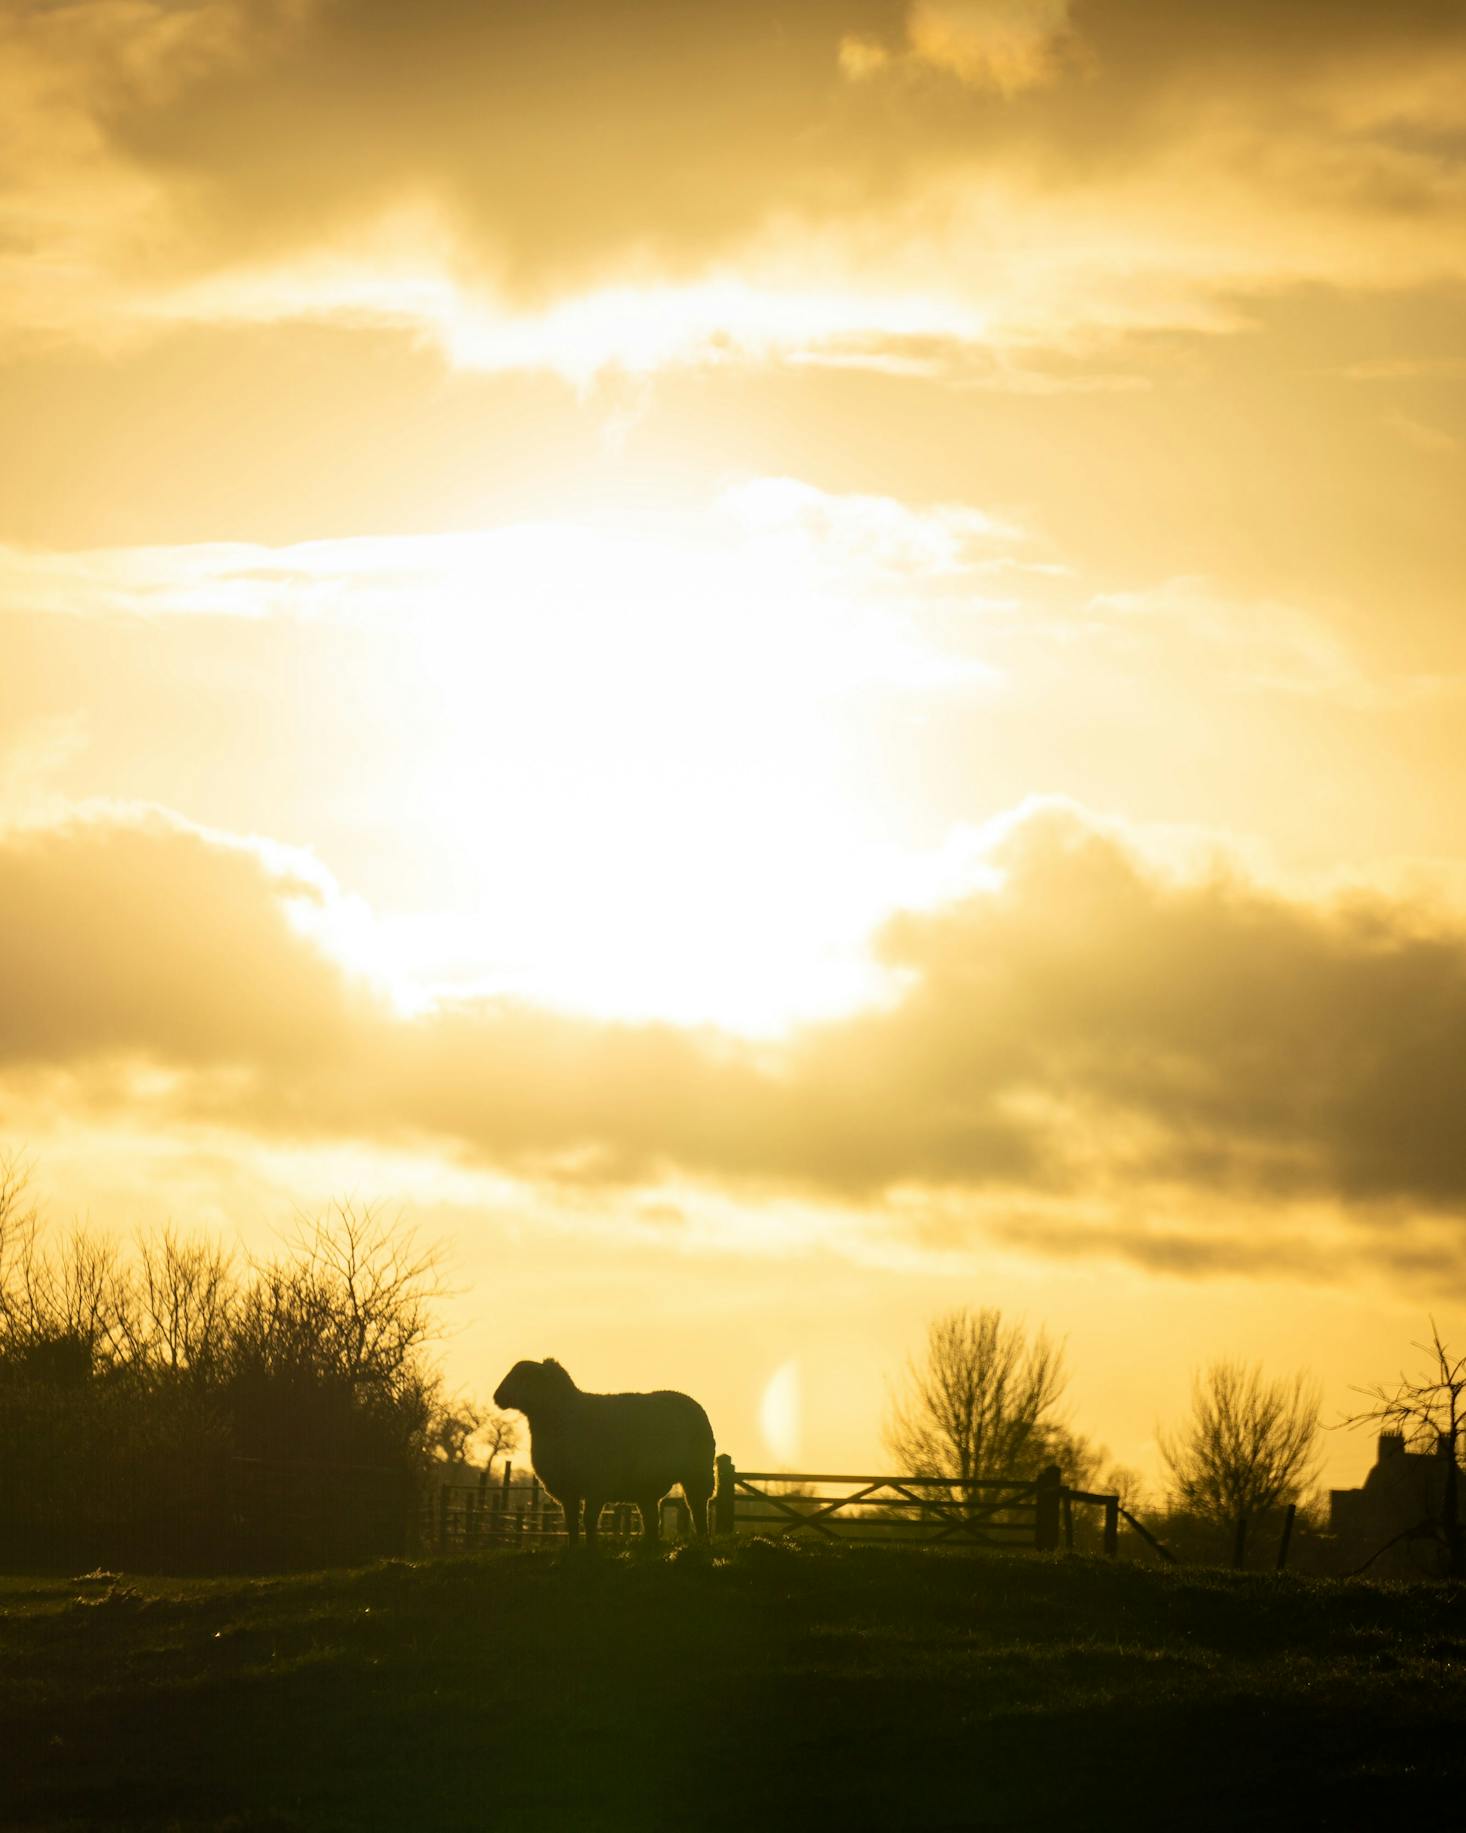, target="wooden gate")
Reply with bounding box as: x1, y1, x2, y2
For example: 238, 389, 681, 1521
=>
724, 1465, 1060, 1548
718, 1462, 1163, 1557
419, 1459, 1166, 1560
